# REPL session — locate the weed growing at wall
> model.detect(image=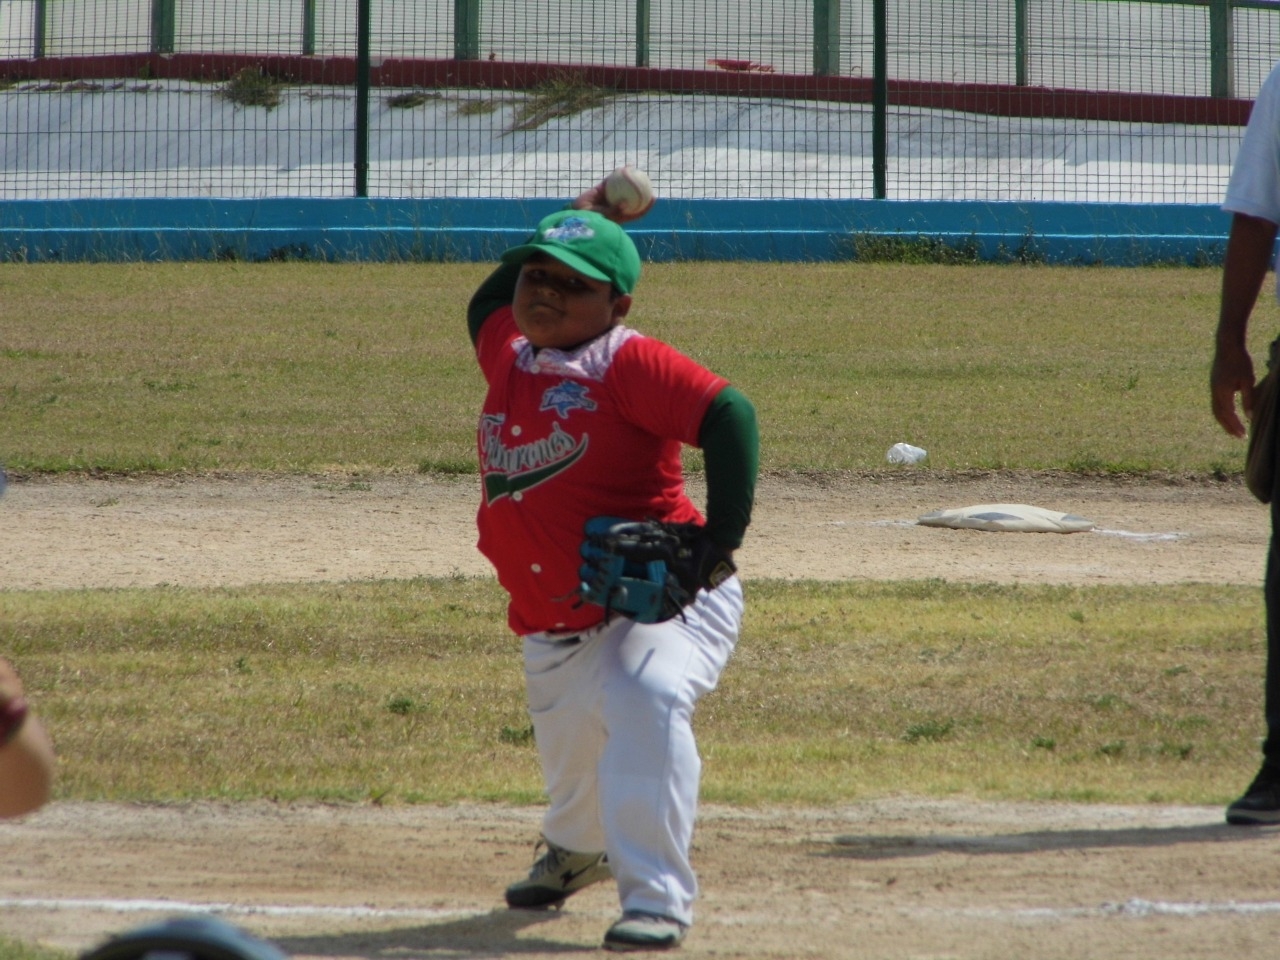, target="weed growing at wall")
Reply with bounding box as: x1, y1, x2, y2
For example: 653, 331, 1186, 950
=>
221, 67, 281, 110
509, 73, 617, 132
385, 91, 441, 109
